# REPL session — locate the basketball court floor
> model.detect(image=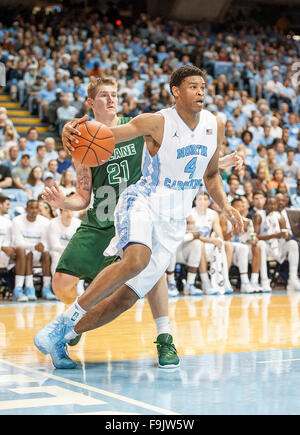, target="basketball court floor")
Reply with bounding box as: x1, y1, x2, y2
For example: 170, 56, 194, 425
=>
1, 291, 300, 415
